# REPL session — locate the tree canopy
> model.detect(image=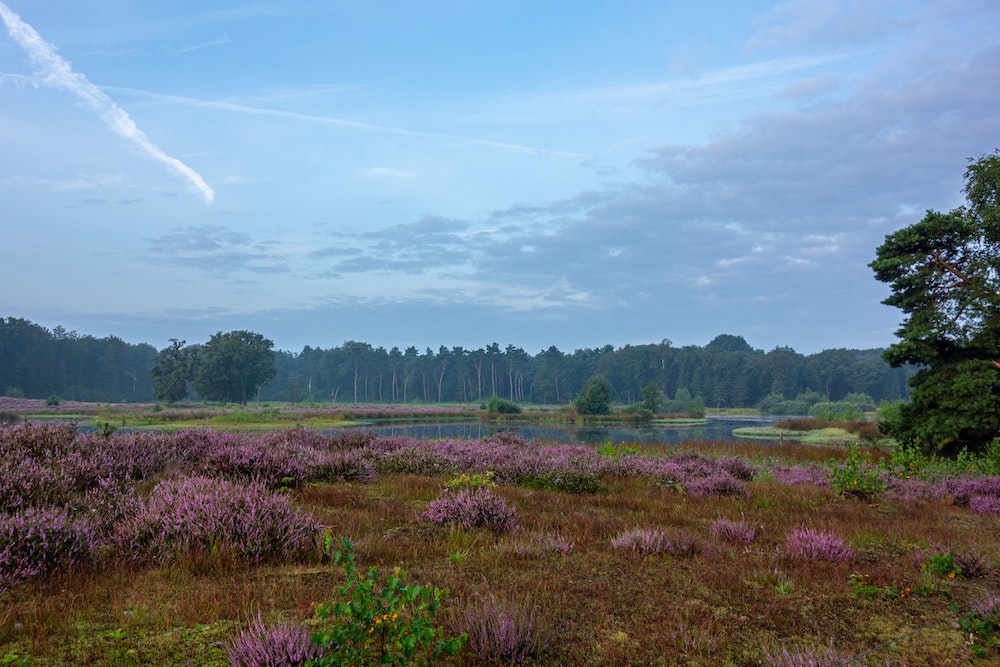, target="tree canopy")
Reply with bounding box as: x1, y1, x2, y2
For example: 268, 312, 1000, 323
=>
871, 149, 1000, 455
192, 330, 277, 405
